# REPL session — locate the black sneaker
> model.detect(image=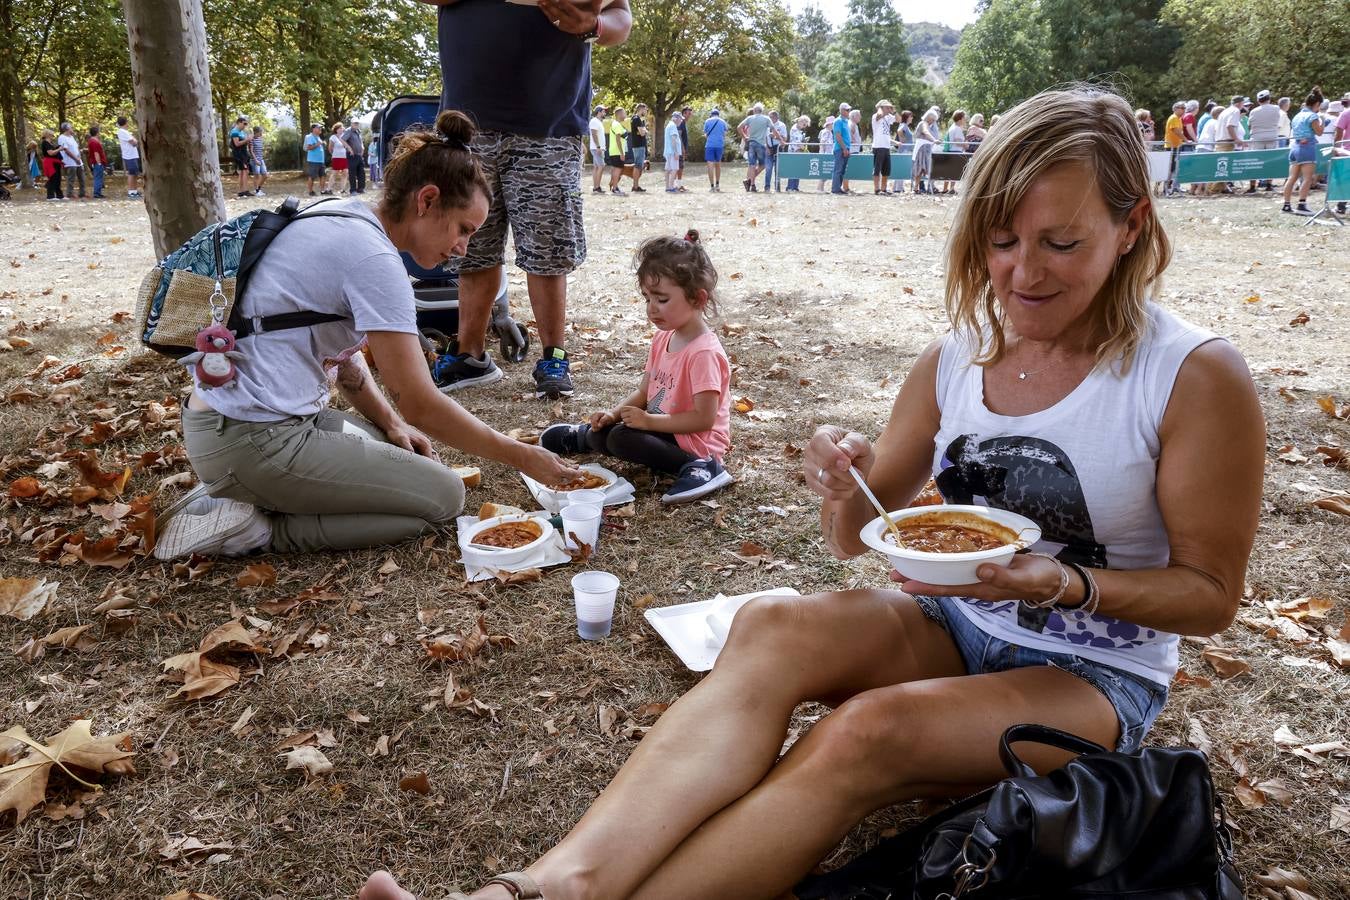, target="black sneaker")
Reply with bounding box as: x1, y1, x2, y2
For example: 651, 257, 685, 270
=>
540, 423, 590, 455
661, 457, 734, 505
593, 187, 604, 194
1297, 202, 1311, 214
743, 178, 751, 191
1282, 203, 1292, 213
632, 186, 646, 193
533, 349, 574, 399
610, 187, 627, 196
431, 351, 503, 393
236, 191, 252, 198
